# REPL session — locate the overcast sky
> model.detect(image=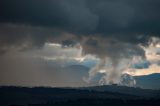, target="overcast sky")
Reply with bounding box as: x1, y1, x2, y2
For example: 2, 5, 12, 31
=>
0, 0, 160, 87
